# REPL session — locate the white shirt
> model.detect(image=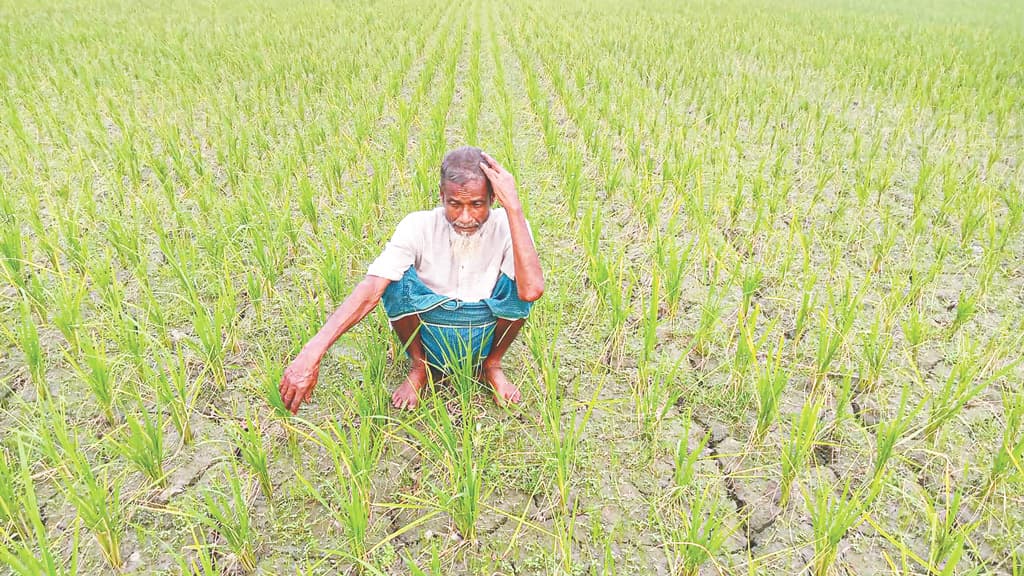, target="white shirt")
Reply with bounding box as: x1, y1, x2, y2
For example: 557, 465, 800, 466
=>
367, 207, 530, 302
